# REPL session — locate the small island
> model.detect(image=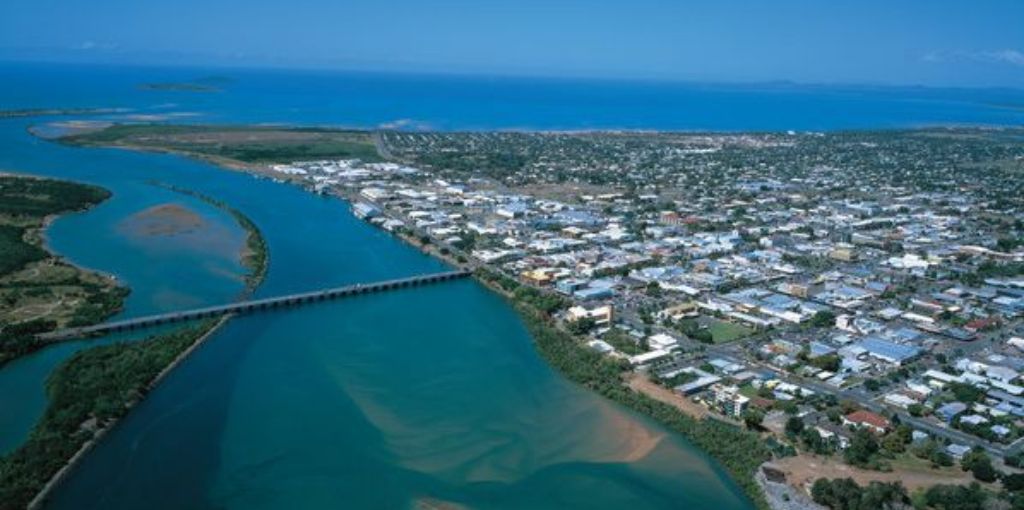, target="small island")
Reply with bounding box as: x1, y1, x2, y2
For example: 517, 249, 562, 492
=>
137, 82, 221, 92
137, 75, 233, 93
0, 108, 122, 119
0, 175, 129, 366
